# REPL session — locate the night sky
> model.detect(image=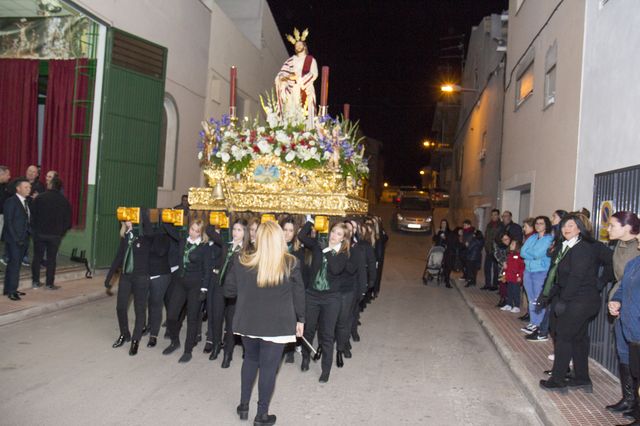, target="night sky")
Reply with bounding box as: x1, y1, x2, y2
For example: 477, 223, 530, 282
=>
267, 0, 508, 186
